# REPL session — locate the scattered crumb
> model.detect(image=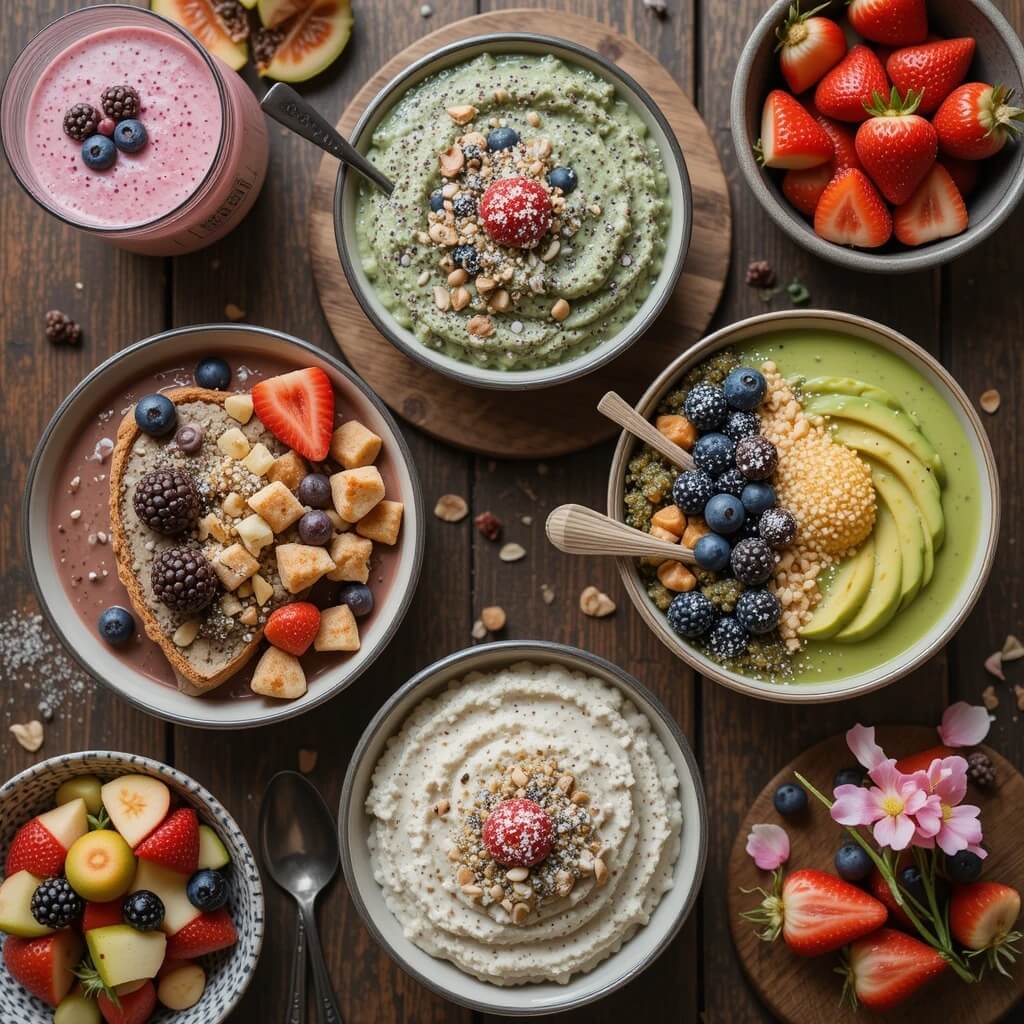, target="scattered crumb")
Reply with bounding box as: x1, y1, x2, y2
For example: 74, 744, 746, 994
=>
9, 720, 44, 753
481, 606, 506, 632
979, 389, 1001, 414
434, 494, 469, 522
579, 586, 616, 618
984, 651, 1005, 681
420, 2, 433, 14
787, 279, 811, 306
475, 511, 503, 541
74, 281, 83, 291
499, 543, 526, 562
224, 303, 246, 321
540, 583, 555, 605
471, 619, 487, 640
537, 463, 549, 476
745, 260, 776, 289
1002, 635, 1023, 661
982, 684, 999, 710
520, 515, 533, 527
298, 749, 318, 774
